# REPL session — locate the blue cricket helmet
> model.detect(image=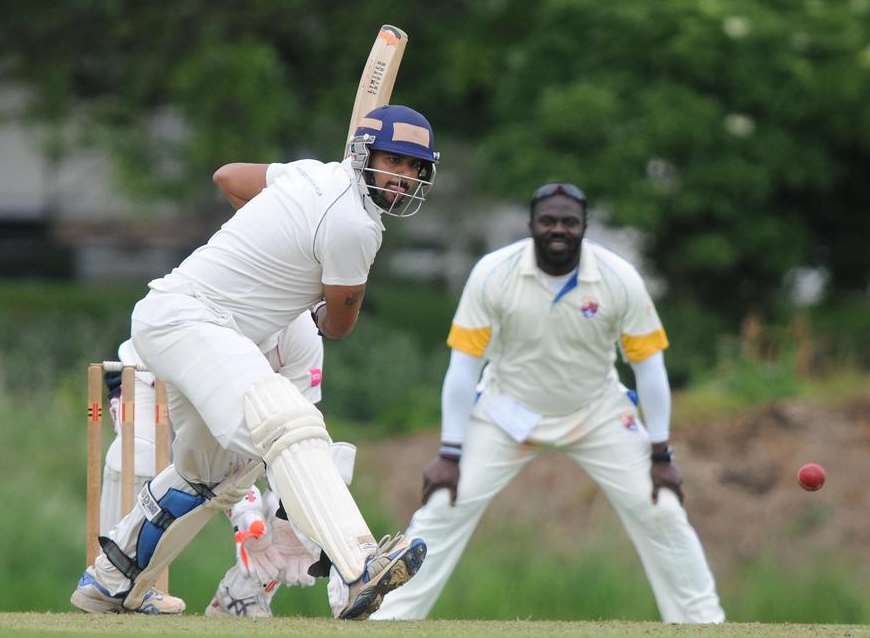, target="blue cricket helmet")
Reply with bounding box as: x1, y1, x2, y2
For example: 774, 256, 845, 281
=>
354, 105, 437, 163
